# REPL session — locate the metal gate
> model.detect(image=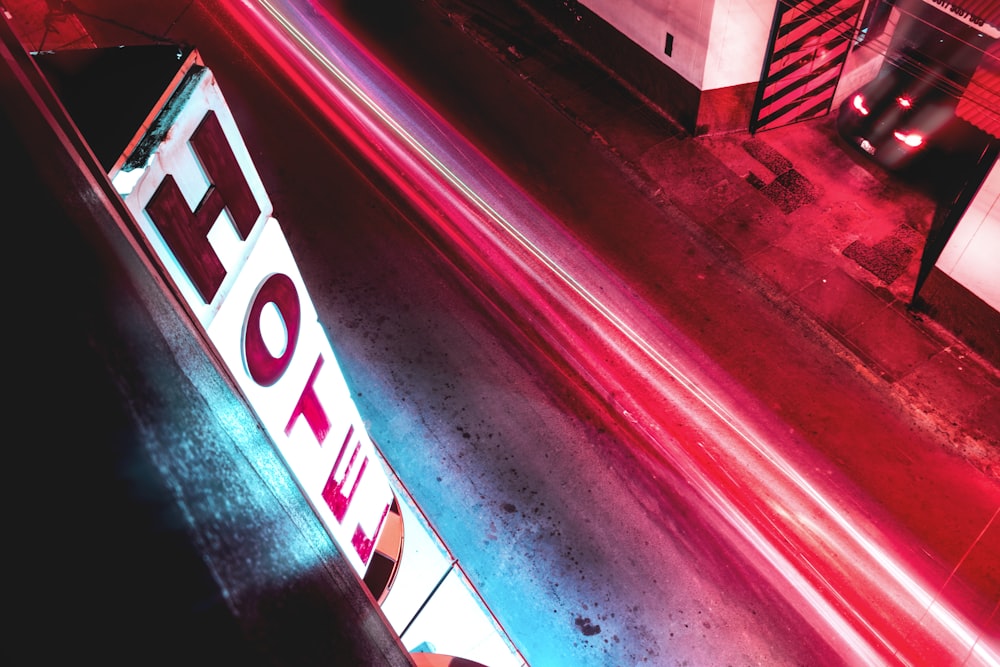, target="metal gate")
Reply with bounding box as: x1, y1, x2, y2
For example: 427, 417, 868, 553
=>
751, 0, 865, 132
